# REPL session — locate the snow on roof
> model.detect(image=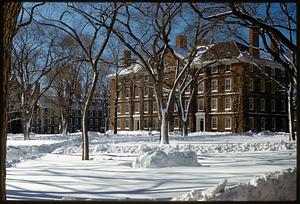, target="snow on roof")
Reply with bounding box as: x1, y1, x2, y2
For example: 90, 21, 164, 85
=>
118, 62, 144, 76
